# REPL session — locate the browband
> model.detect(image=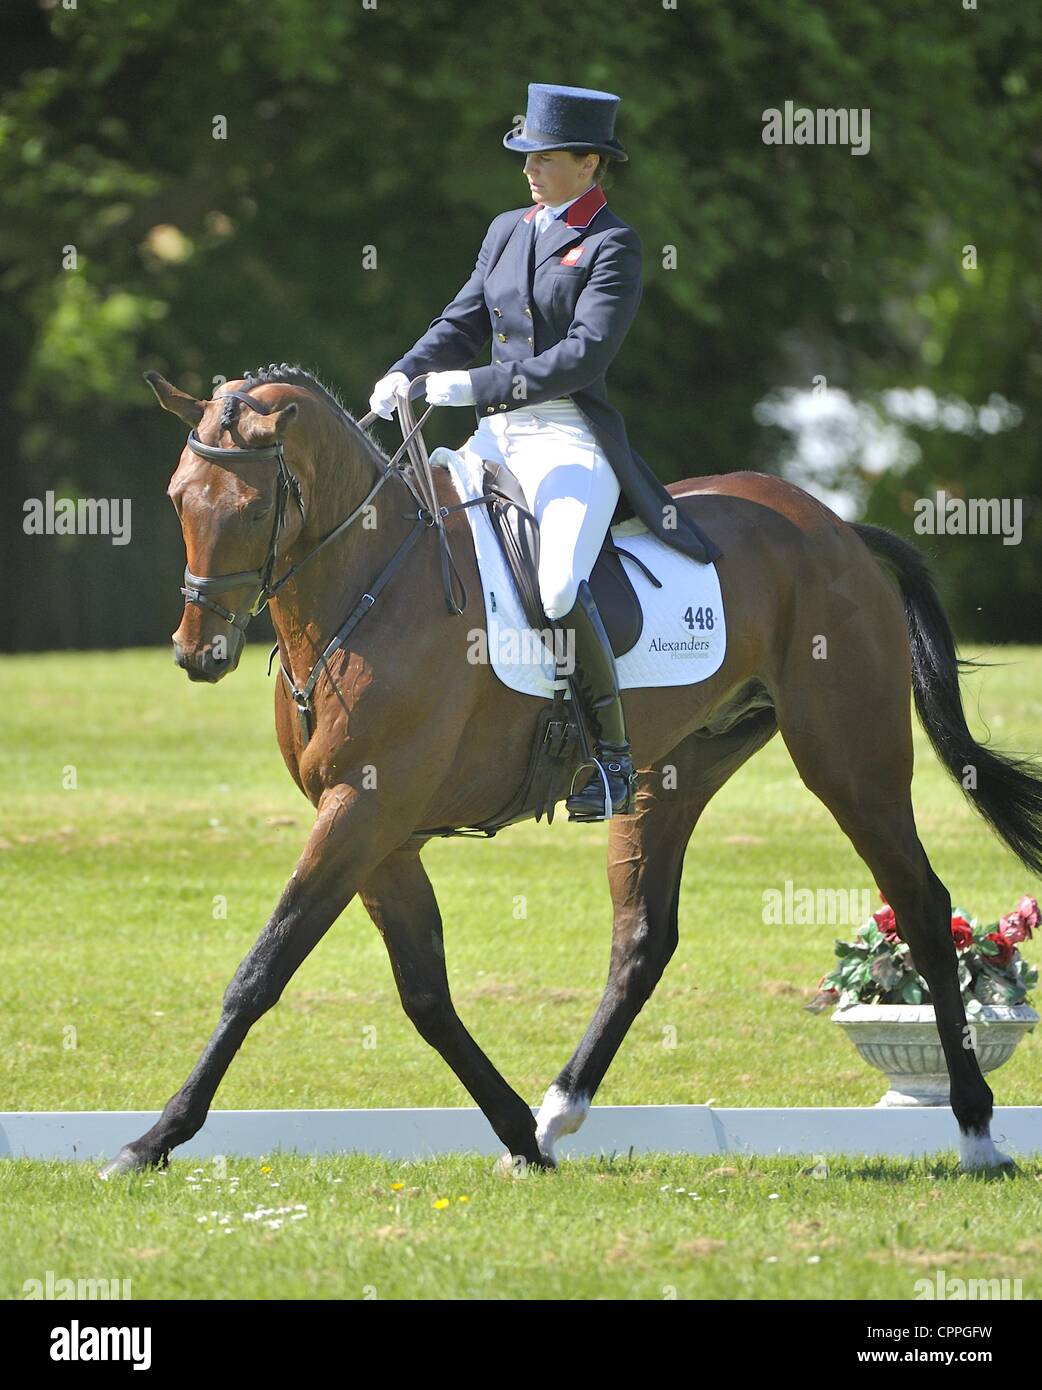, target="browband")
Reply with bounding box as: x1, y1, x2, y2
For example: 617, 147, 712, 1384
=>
186, 429, 283, 463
